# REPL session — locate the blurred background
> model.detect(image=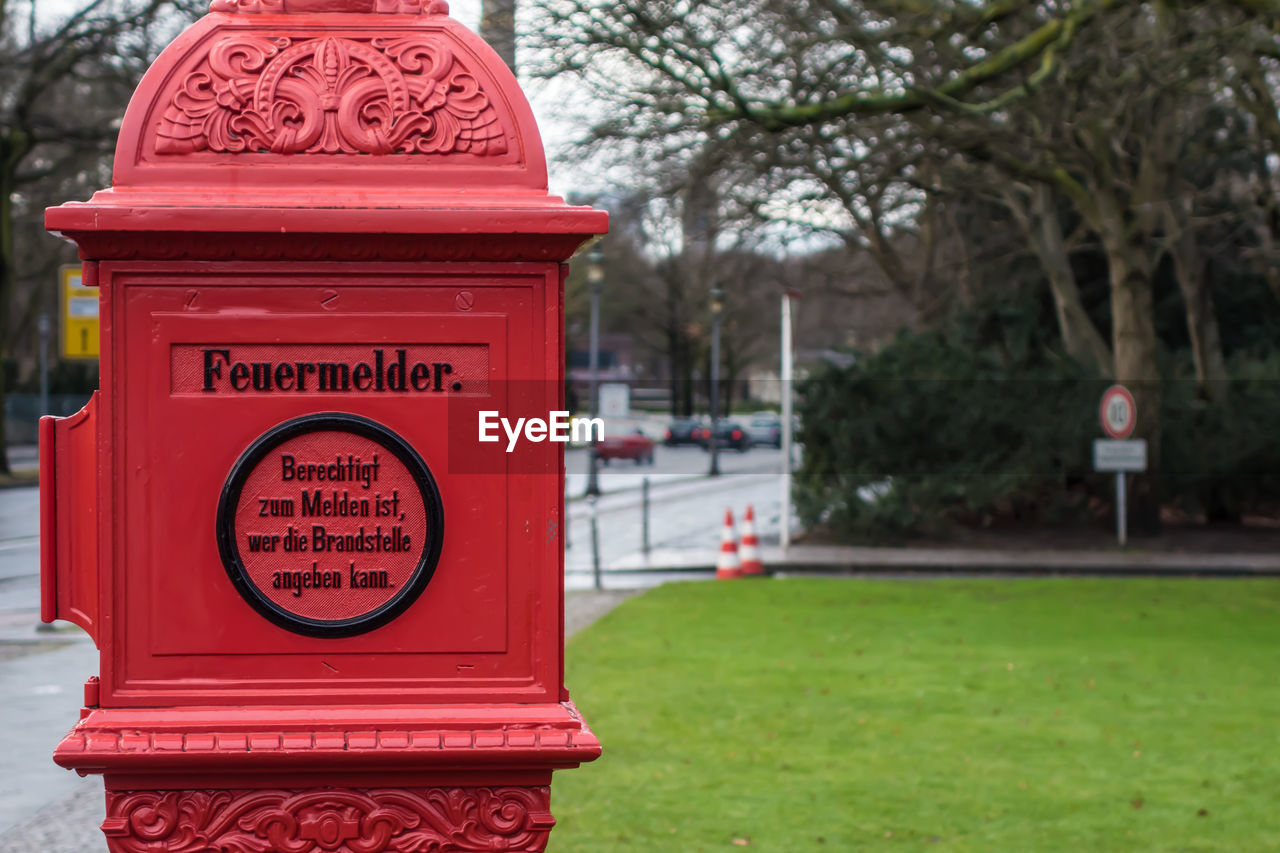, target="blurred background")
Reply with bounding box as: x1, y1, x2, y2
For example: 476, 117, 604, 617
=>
6, 0, 1280, 544
3, 1, 1280, 851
